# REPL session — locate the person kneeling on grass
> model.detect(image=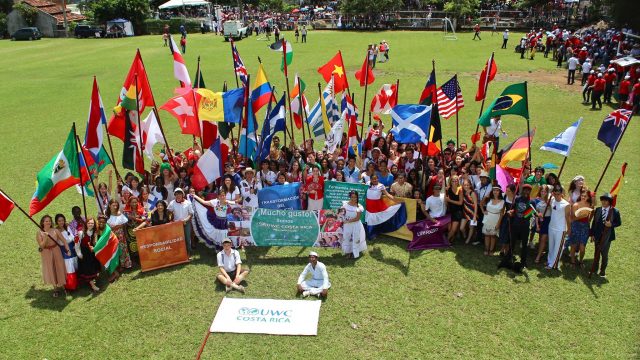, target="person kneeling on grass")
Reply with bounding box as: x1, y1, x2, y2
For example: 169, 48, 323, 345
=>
216, 238, 248, 293
297, 252, 330, 298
